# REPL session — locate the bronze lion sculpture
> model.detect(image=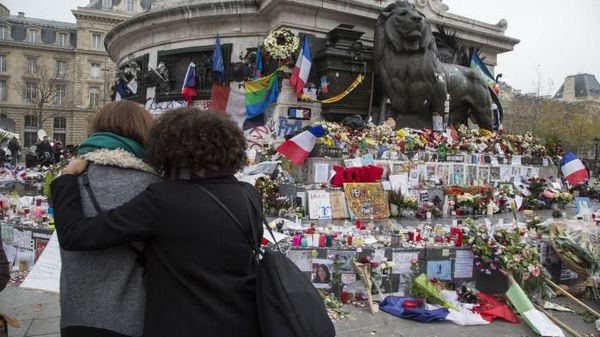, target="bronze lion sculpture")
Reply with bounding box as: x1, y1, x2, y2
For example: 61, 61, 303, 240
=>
374, 0, 497, 130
